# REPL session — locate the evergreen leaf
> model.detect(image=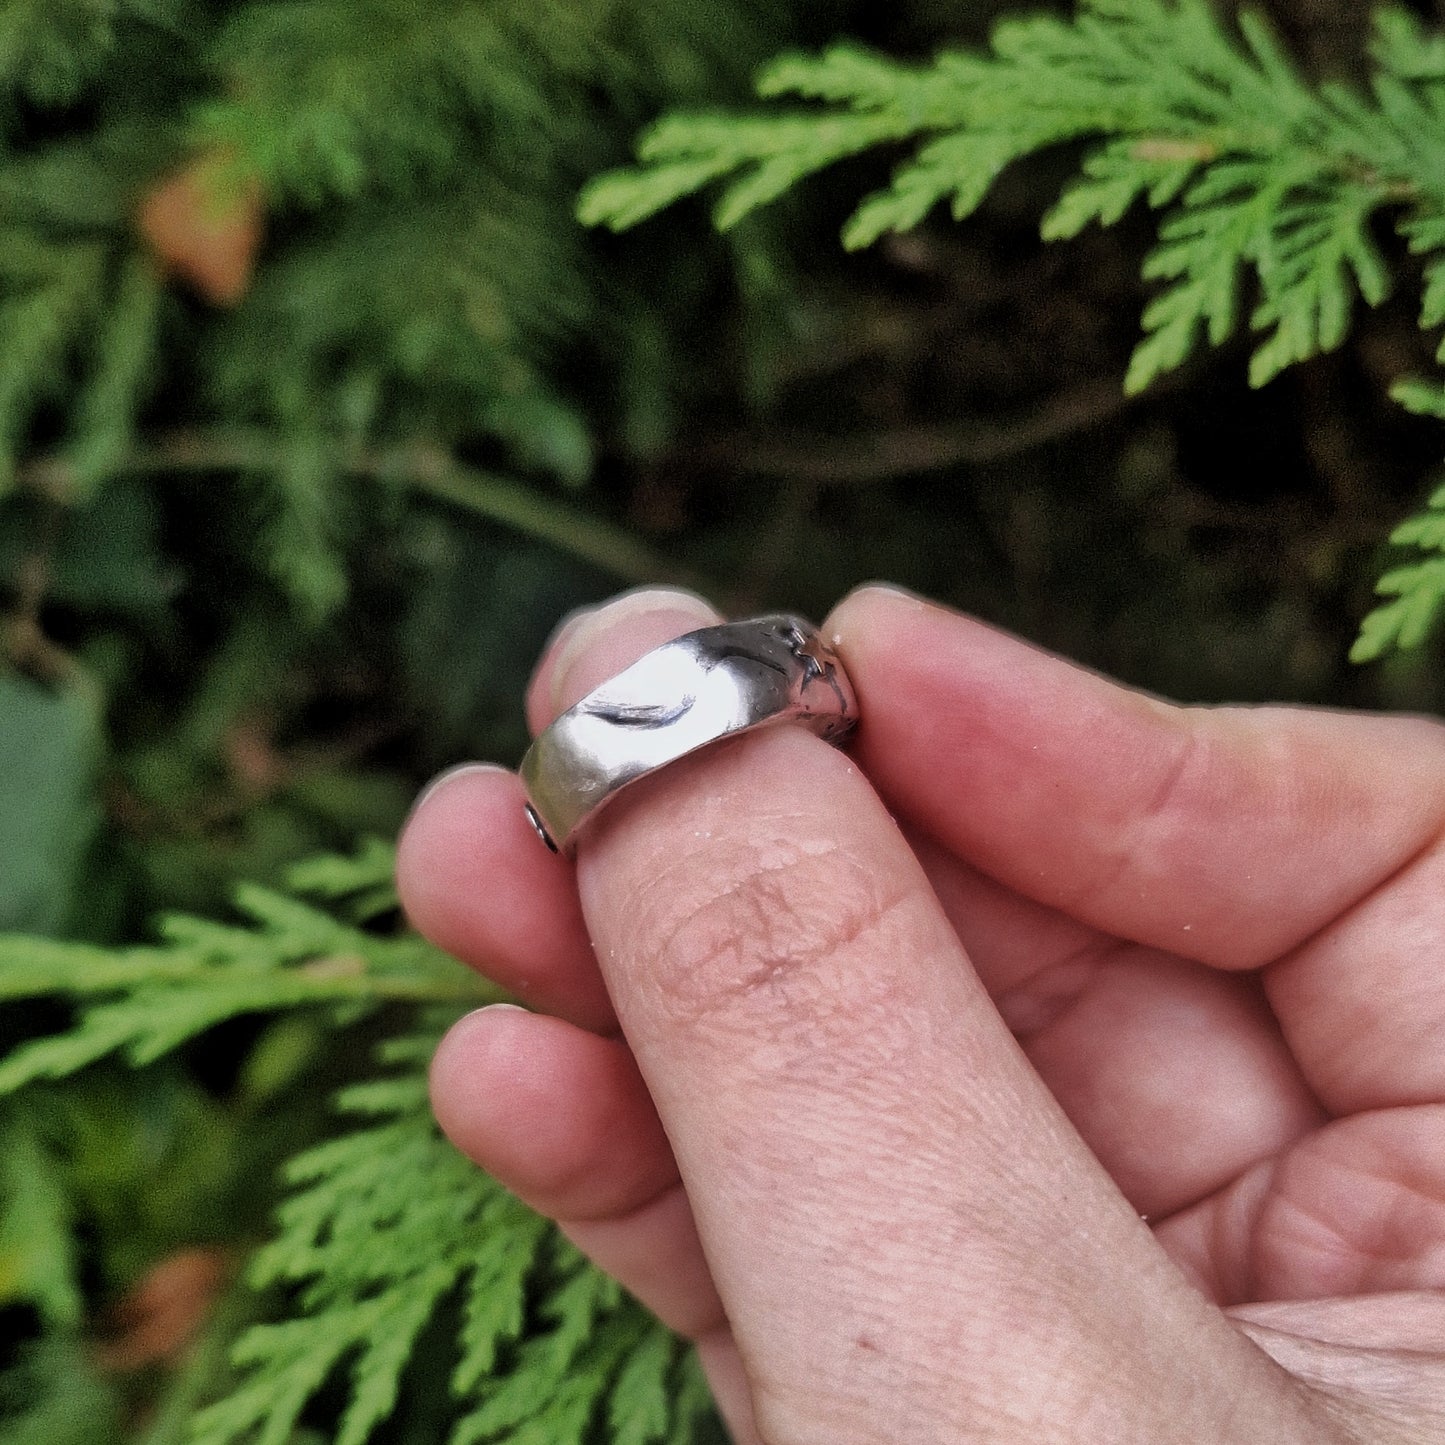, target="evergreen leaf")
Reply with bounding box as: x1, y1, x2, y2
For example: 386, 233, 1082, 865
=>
1422, 254, 1445, 337
0, 239, 106, 492
844, 130, 1050, 250
580, 0, 1441, 424
285, 837, 398, 901
0, 1336, 122, 1445
335, 1265, 455, 1445
756, 45, 945, 111
0, 1109, 80, 1328
452, 1197, 550, 1391
1041, 139, 1204, 241
66, 250, 164, 495
578, 158, 742, 232
1370, 6, 1445, 83
1391, 376, 1445, 418
254, 431, 350, 628
191, 1032, 689, 1445
665, 1350, 716, 1445
449, 1309, 643, 1445
0, 845, 490, 1093
609, 1325, 677, 1445
1353, 486, 1445, 659
0, 0, 180, 109
1248, 181, 1391, 385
